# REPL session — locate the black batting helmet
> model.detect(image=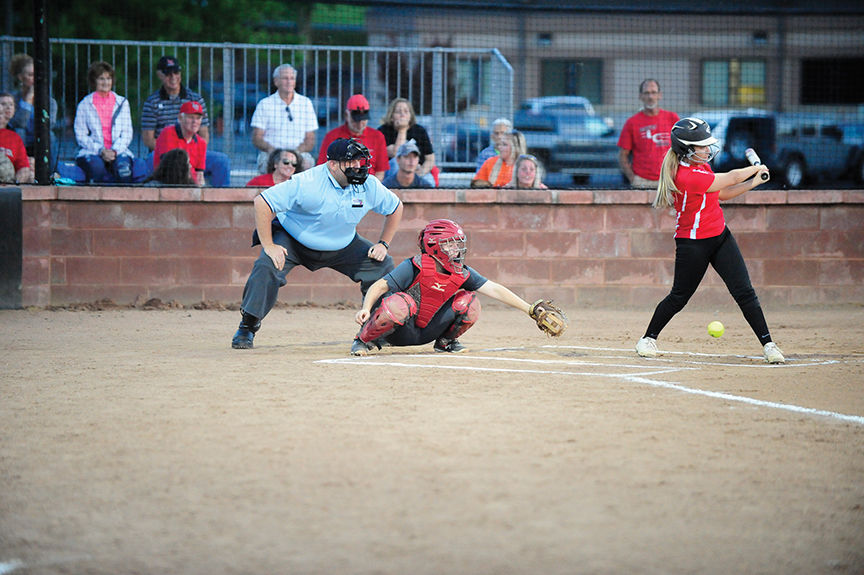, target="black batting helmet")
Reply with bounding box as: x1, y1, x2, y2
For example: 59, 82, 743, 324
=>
670, 117, 718, 159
